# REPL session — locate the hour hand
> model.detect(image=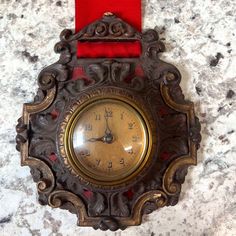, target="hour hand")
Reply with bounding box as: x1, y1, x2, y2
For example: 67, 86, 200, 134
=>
86, 136, 104, 142
85, 133, 114, 144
